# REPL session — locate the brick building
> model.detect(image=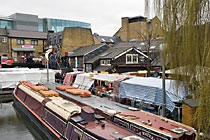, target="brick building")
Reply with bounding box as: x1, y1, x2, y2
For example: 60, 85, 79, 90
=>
0, 28, 9, 57
47, 27, 94, 57
0, 28, 47, 63
114, 16, 163, 42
